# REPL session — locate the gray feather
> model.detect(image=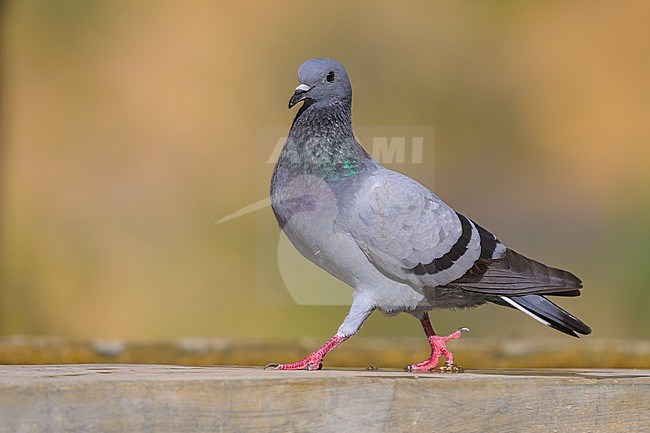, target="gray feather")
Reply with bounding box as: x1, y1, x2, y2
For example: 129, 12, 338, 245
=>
446, 248, 582, 296
347, 168, 481, 288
